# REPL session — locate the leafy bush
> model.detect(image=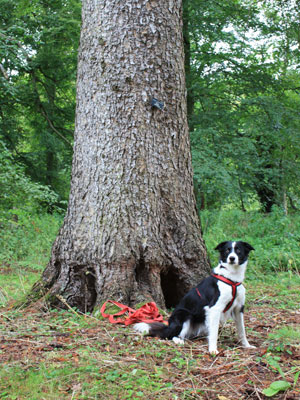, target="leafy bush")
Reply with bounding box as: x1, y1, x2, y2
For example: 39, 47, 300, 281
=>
0, 211, 62, 271
0, 141, 61, 213
201, 208, 300, 274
